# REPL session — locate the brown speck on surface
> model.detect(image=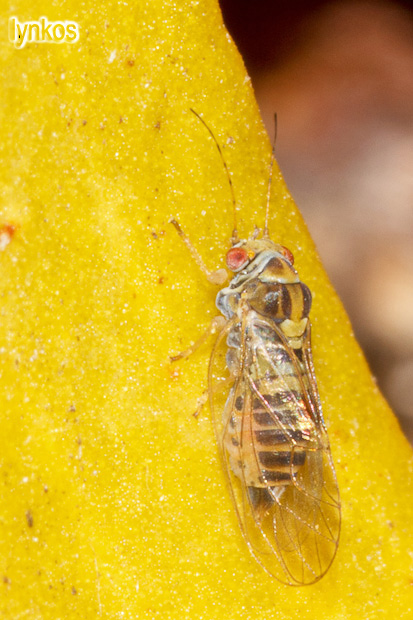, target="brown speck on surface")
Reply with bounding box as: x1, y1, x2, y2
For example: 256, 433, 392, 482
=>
169, 367, 181, 380
0, 223, 17, 251
72, 586, 78, 595
154, 121, 161, 129
127, 59, 135, 66
26, 510, 33, 528
82, 120, 87, 126
3, 576, 10, 585
151, 231, 158, 239
158, 276, 164, 285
